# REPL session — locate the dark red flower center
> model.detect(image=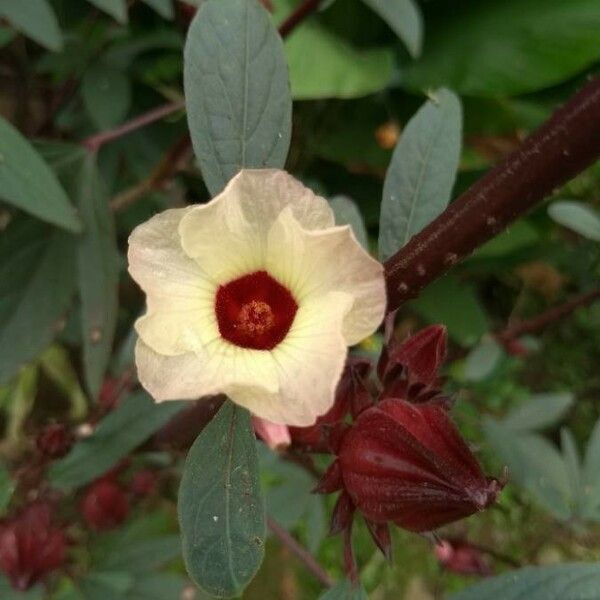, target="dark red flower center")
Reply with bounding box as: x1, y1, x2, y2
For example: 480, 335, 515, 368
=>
215, 270, 298, 350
